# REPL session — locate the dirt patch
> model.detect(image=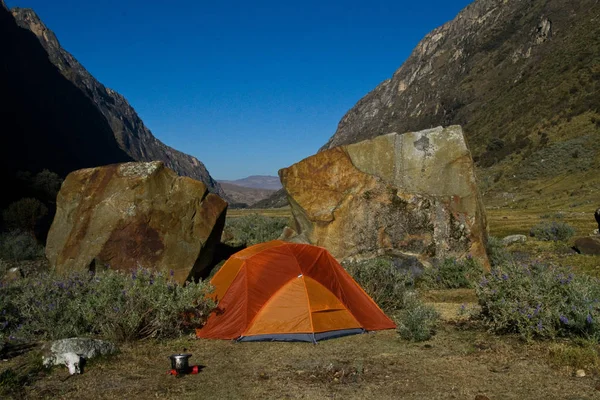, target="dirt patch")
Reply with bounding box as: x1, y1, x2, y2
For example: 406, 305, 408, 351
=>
4, 325, 599, 400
